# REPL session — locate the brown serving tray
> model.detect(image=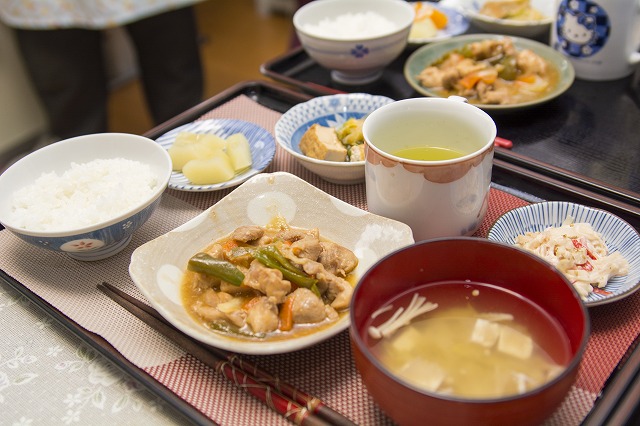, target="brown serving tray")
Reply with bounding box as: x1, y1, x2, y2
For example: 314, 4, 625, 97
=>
260, 46, 640, 218
2, 80, 640, 425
